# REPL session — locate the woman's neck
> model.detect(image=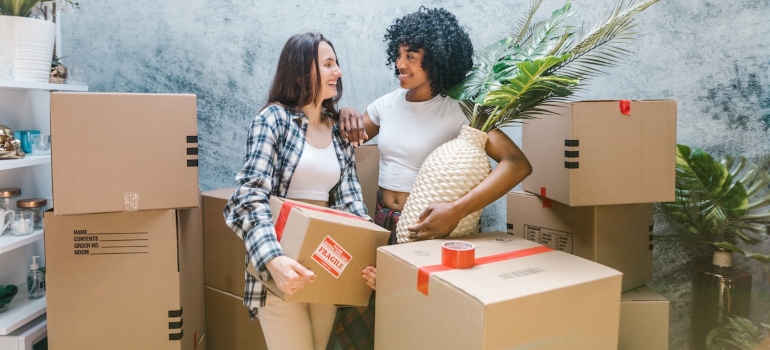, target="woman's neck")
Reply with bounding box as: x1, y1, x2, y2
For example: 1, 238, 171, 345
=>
406, 86, 434, 102
301, 102, 326, 126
